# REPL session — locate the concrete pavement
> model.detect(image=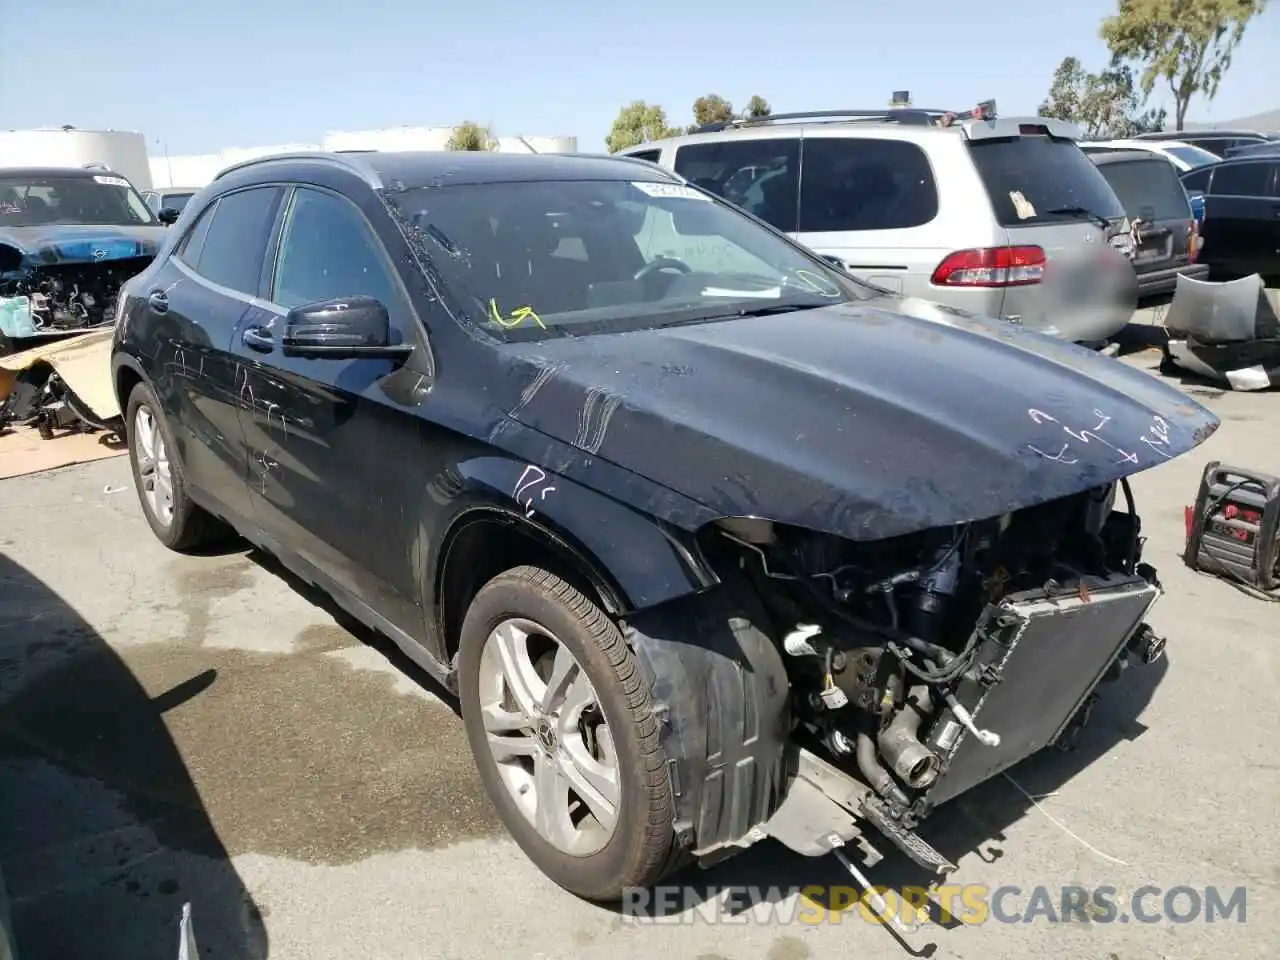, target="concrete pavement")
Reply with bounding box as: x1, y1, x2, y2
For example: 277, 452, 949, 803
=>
1, 347, 1277, 959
